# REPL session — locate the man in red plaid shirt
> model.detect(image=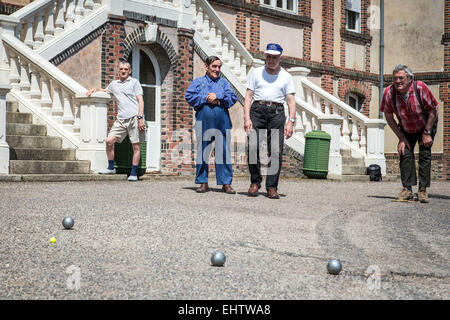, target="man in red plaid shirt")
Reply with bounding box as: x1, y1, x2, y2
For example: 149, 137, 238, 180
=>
381, 64, 438, 203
